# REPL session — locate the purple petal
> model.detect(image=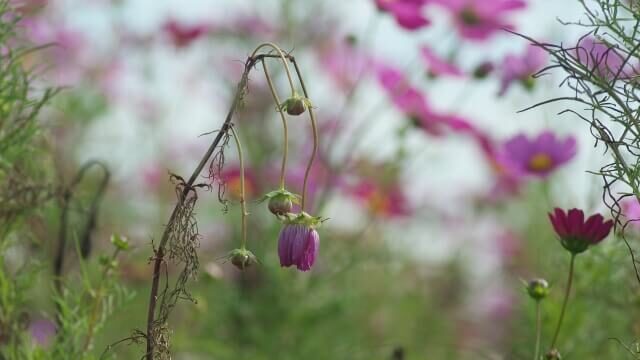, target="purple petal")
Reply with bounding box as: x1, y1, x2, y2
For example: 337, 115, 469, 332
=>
566, 208, 585, 236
